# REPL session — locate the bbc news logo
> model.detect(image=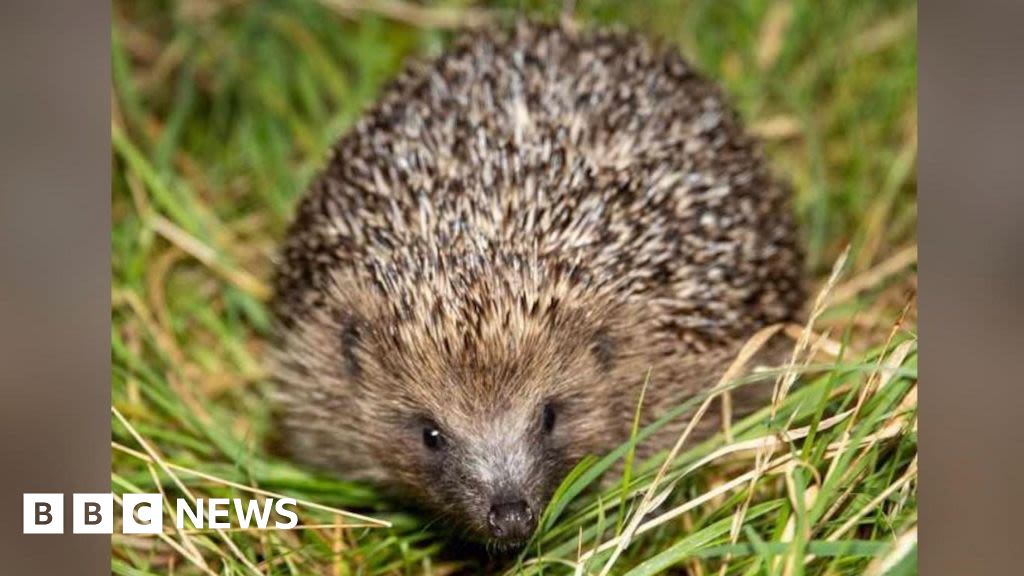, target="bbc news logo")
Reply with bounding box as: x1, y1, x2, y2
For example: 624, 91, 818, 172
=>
23, 493, 298, 534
